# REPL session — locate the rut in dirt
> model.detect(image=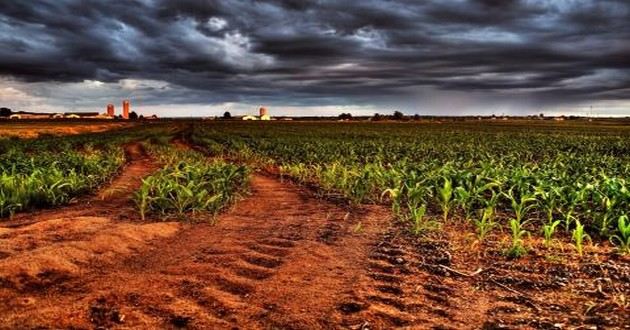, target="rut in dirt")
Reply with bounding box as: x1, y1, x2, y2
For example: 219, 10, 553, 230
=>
0, 142, 159, 228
